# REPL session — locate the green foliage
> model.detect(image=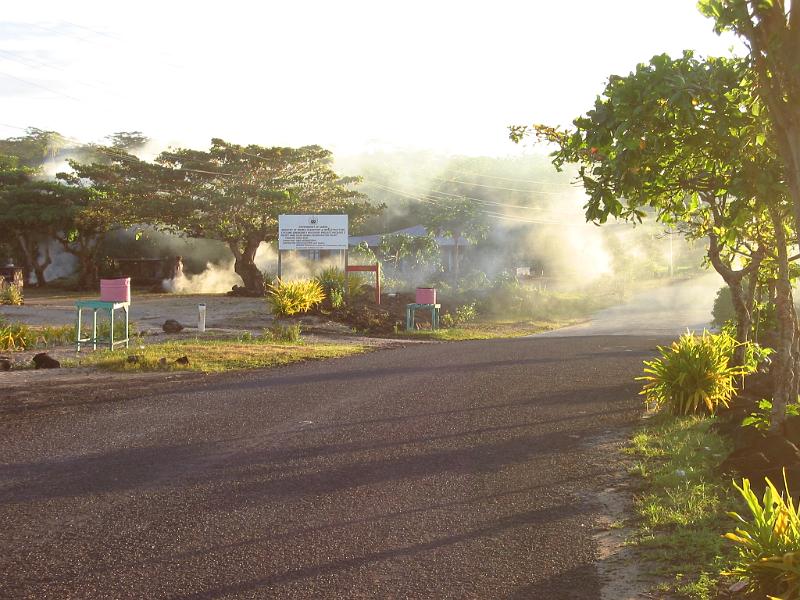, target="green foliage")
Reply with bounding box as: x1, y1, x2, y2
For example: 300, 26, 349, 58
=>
0, 321, 30, 351
743, 399, 800, 432
262, 323, 302, 343
639, 331, 758, 416
266, 279, 325, 316
711, 287, 736, 329
627, 415, 734, 599
725, 472, 800, 599
713, 286, 777, 337
329, 288, 344, 309
315, 266, 364, 305
0, 283, 23, 305
378, 233, 440, 271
